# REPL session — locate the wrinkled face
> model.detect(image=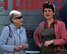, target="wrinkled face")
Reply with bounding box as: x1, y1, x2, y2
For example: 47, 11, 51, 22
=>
44, 8, 54, 20
12, 14, 23, 27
